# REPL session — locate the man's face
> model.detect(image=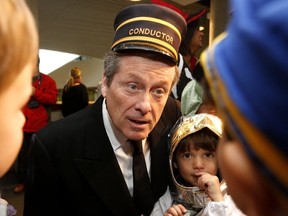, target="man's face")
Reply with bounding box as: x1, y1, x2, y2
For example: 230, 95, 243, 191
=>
102, 55, 175, 140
